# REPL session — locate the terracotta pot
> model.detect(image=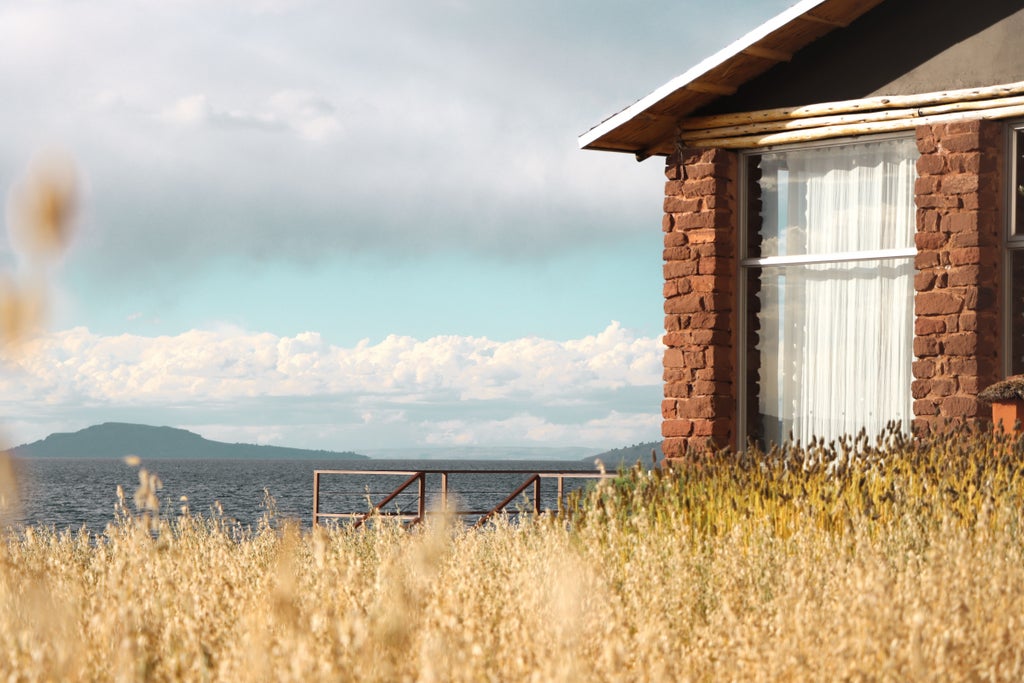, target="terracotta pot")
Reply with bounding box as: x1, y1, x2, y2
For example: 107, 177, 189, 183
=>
991, 399, 1024, 434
